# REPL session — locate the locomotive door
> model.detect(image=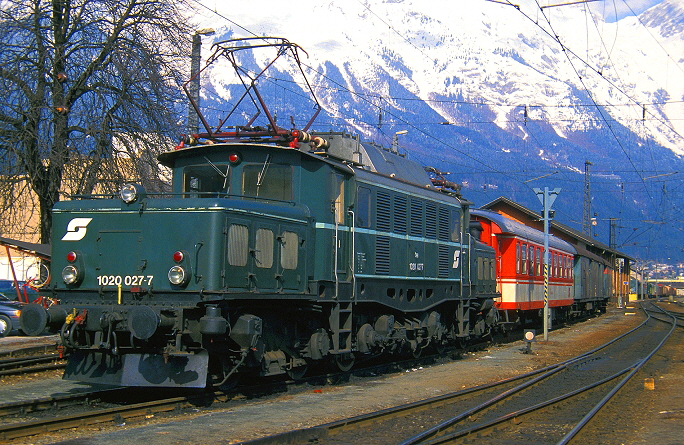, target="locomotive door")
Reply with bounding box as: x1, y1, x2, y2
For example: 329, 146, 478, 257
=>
251, 222, 278, 292
332, 173, 349, 286
225, 218, 252, 290
277, 225, 305, 292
